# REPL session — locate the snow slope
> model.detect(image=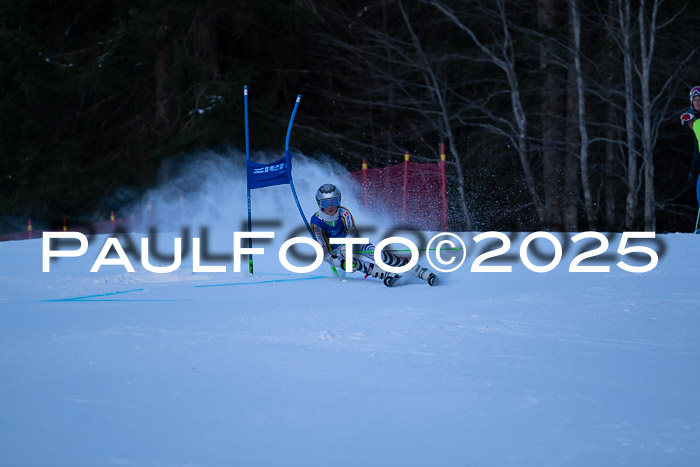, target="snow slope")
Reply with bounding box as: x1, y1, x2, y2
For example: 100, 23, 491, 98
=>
1, 153, 699, 466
